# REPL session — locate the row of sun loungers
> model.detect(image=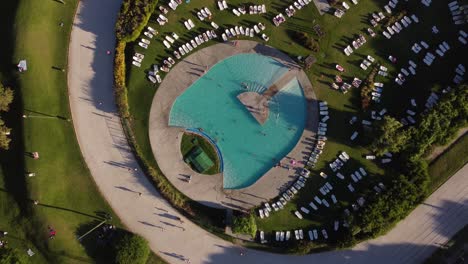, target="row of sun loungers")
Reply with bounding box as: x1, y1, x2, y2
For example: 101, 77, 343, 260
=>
147, 64, 162, 84
384, 0, 398, 14
272, 13, 286, 26
369, 12, 385, 27
350, 168, 367, 183
183, 19, 196, 30
425, 92, 439, 110
400, 109, 417, 126
333, 0, 358, 18
272, 229, 329, 242
157, 14, 168, 26
232, 6, 247, 16
162, 33, 179, 49
452, 64, 465, 85
284, 0, 312, 18
458, 30, 467, 45
221, 23, 267, 42
382, 16, 414, 39
196, 7, 212, 21
249, 5, 266, 14
217, 0, 228, 10
168, 0, 181, 10
176, 30, 217, 59
307, 125, 328, 168
133, 26, 159, 67
360, 55, 375, 71
329, 151, 349, 172
421, 0, 432, 7
258, 172, 310, 219
351, 34, 366, 50
448, 1, 468, 25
